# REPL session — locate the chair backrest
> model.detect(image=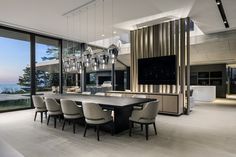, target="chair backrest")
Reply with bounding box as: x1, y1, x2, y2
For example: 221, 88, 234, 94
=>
109, 93, 122, 97
95, 92, 106, 96
32, 95, 45, 108
60, 99, 82, 115
82, 92, 91, 95
141, 101, 159, 119
45, 97, 61, 112
132, 94, 147, 98
82, 102, 105, 120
